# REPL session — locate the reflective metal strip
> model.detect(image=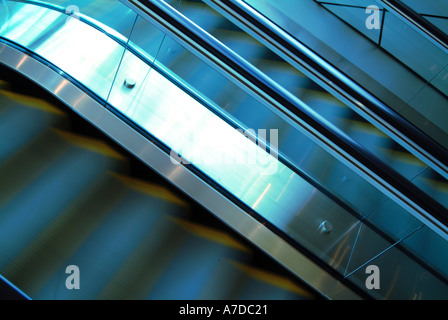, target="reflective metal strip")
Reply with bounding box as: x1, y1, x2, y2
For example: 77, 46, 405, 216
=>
206, 0, 448, 180
376, 0, 448, 53
0, 42, 363, 299
120, 0, 448, 242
